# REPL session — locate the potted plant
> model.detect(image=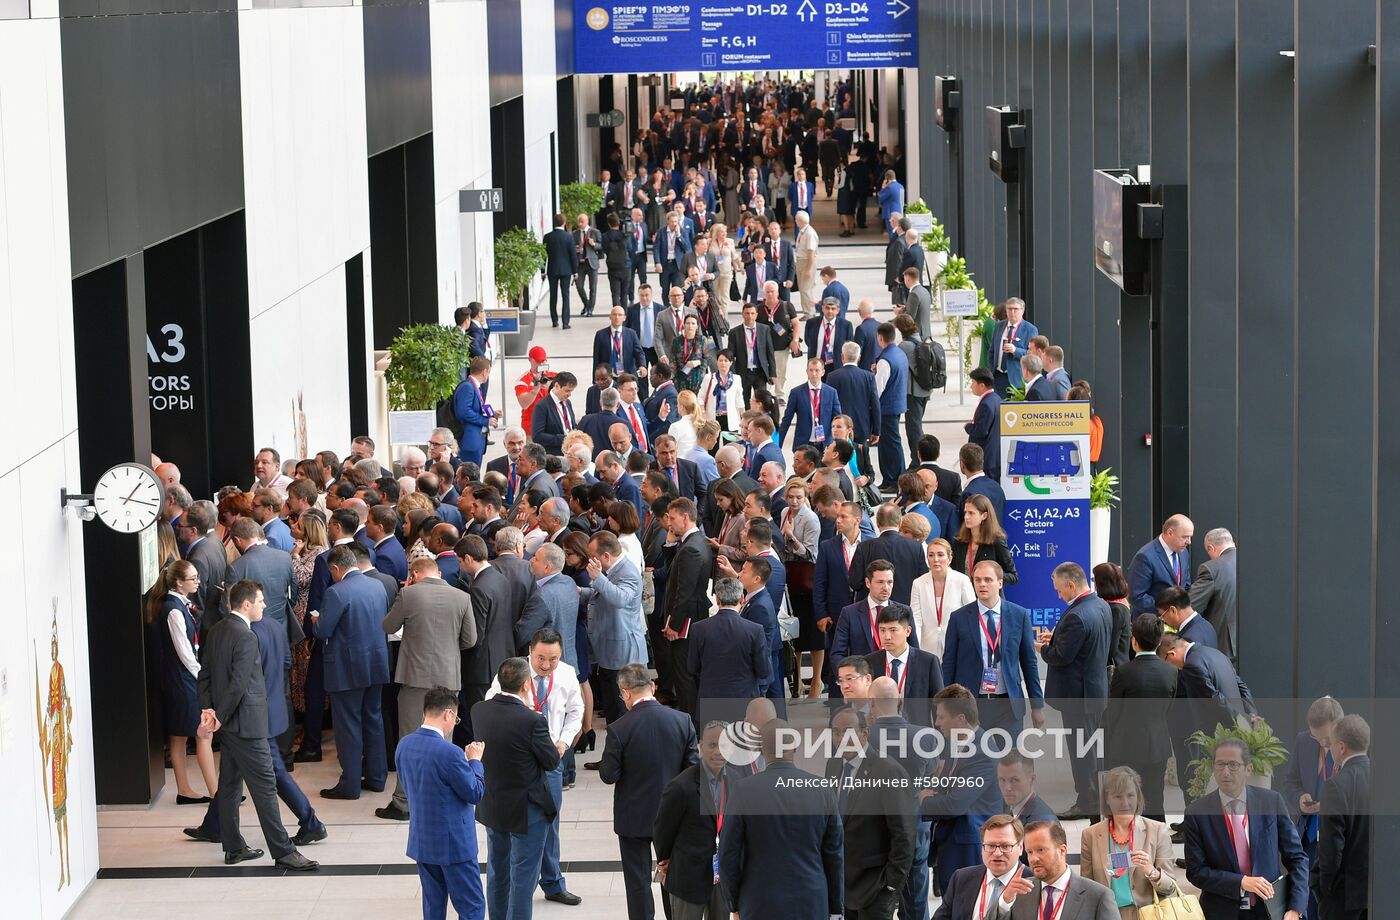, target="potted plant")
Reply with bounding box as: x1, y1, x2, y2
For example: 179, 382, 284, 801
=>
1005, 383, 1028, 402
1185, 719, 1290, 799
384, 323, 473, 444
559, 182, 605, 224
494, 227, 546, 356
1089, 468, 1119, 567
